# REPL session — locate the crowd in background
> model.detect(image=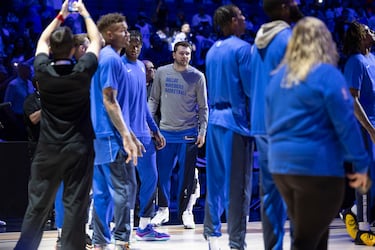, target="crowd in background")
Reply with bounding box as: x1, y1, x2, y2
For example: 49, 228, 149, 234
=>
1, 0, 375, 249
1, 0, 375, 141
